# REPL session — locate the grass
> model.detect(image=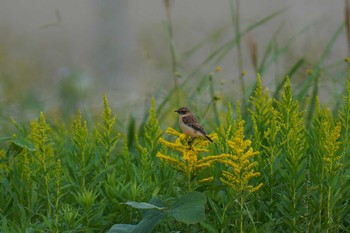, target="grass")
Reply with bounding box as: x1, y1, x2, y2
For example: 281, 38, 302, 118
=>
1, 1, 350, 232
2, 75, 350, 232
